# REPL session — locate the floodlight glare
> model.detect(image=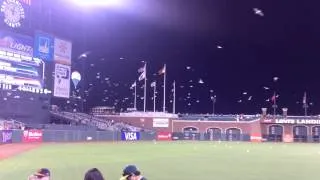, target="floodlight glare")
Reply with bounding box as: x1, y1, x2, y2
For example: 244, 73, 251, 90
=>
72, 0, 125, 7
